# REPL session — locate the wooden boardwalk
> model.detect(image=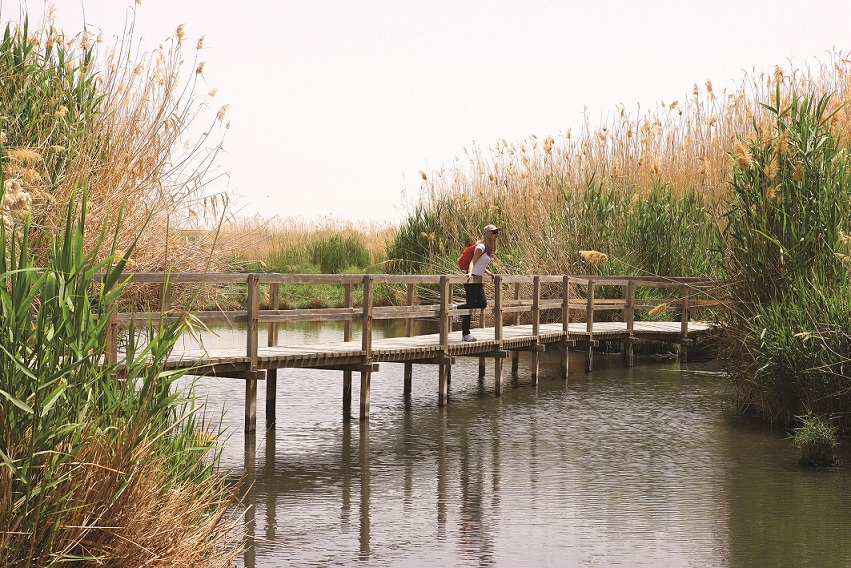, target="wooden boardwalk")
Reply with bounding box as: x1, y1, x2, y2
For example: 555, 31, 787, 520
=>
104, 273, 723, 432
